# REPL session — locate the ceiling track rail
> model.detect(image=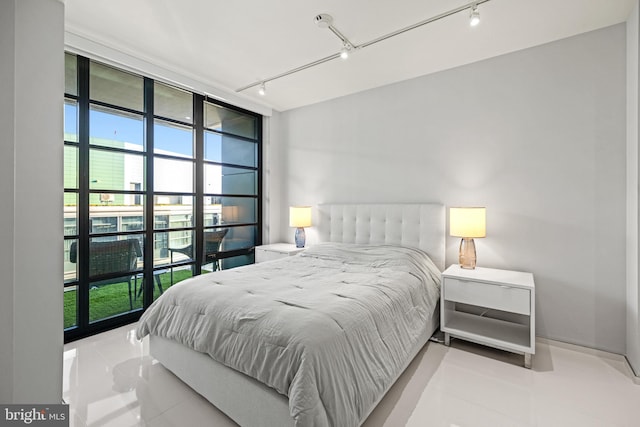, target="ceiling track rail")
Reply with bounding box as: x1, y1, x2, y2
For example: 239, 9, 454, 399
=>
236, 0, 492, 93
